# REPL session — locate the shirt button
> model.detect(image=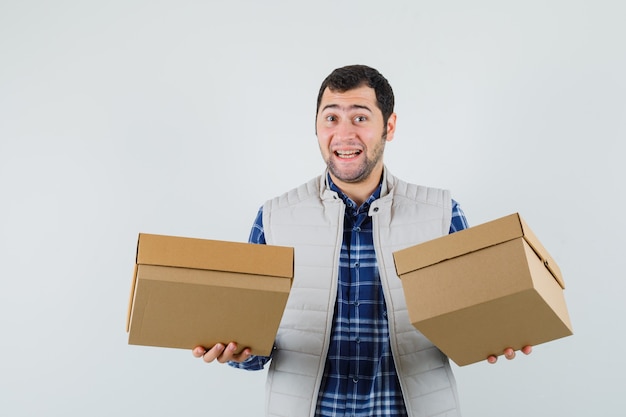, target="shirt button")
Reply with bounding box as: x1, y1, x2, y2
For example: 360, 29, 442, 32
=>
354, 262, 359, 268
355, 337, 360, 343
372, 207, 379, 212
353, 377, 359, 383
